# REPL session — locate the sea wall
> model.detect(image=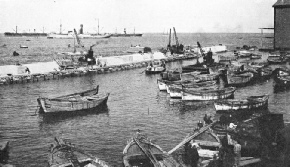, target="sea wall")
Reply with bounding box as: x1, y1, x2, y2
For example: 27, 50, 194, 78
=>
192, 45, 227, 54
0, 61, 59, 76
0, 51, 197, 85
98, 52, 165, 66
